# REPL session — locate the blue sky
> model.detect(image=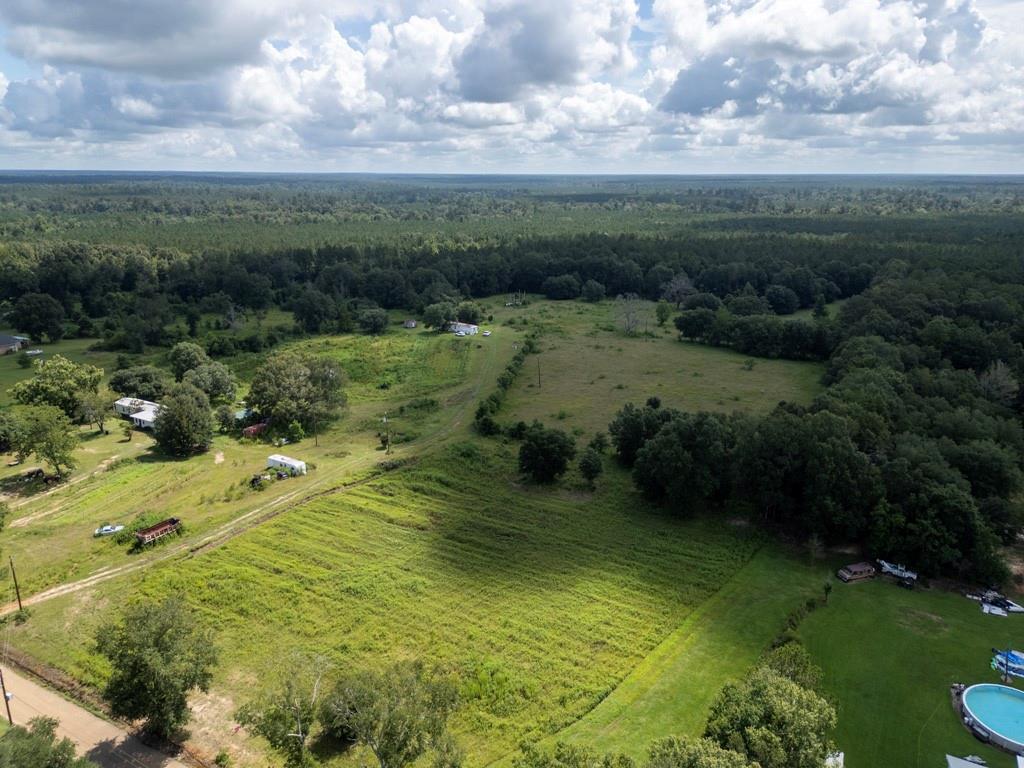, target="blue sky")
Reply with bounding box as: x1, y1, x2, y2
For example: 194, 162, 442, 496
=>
0, 0, 1021, 173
